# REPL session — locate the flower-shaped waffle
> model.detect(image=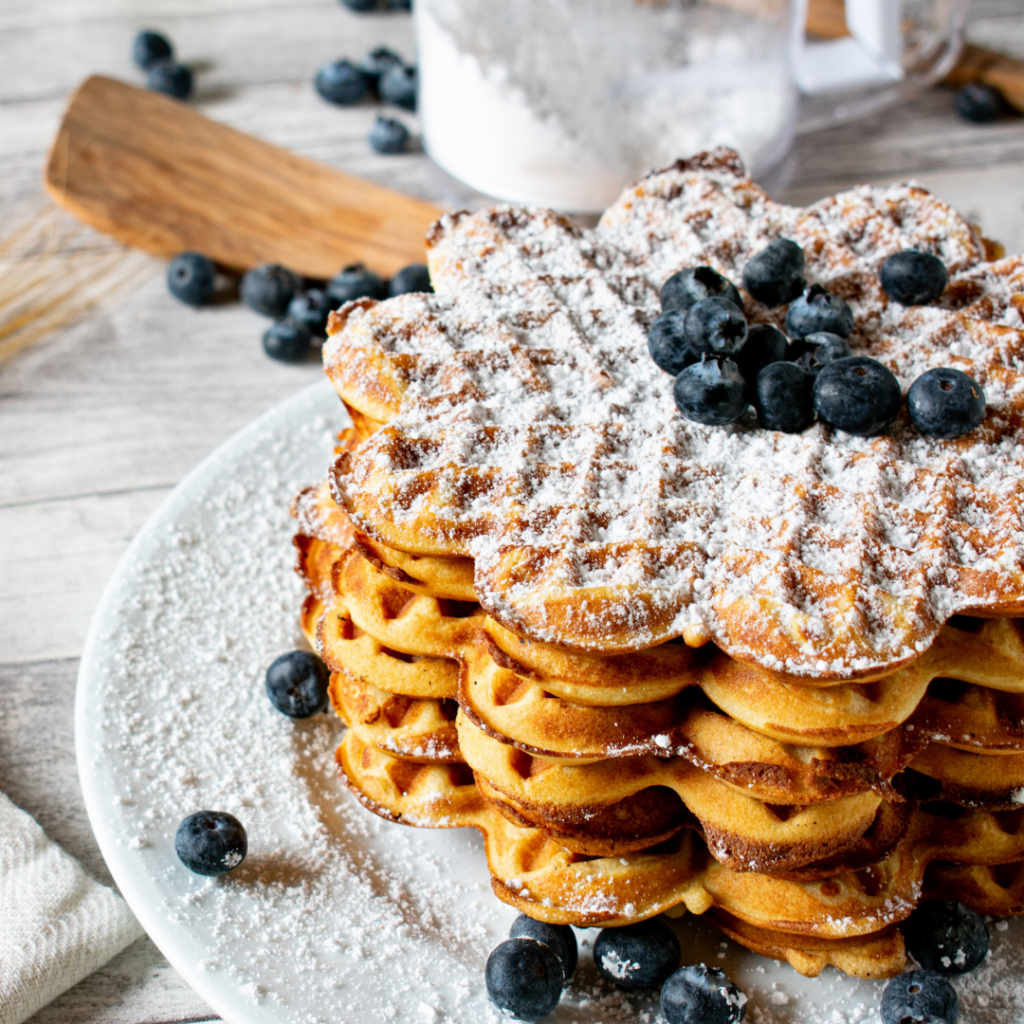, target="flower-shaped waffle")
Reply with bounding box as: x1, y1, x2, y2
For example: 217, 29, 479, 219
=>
325, 148, 1024, 679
